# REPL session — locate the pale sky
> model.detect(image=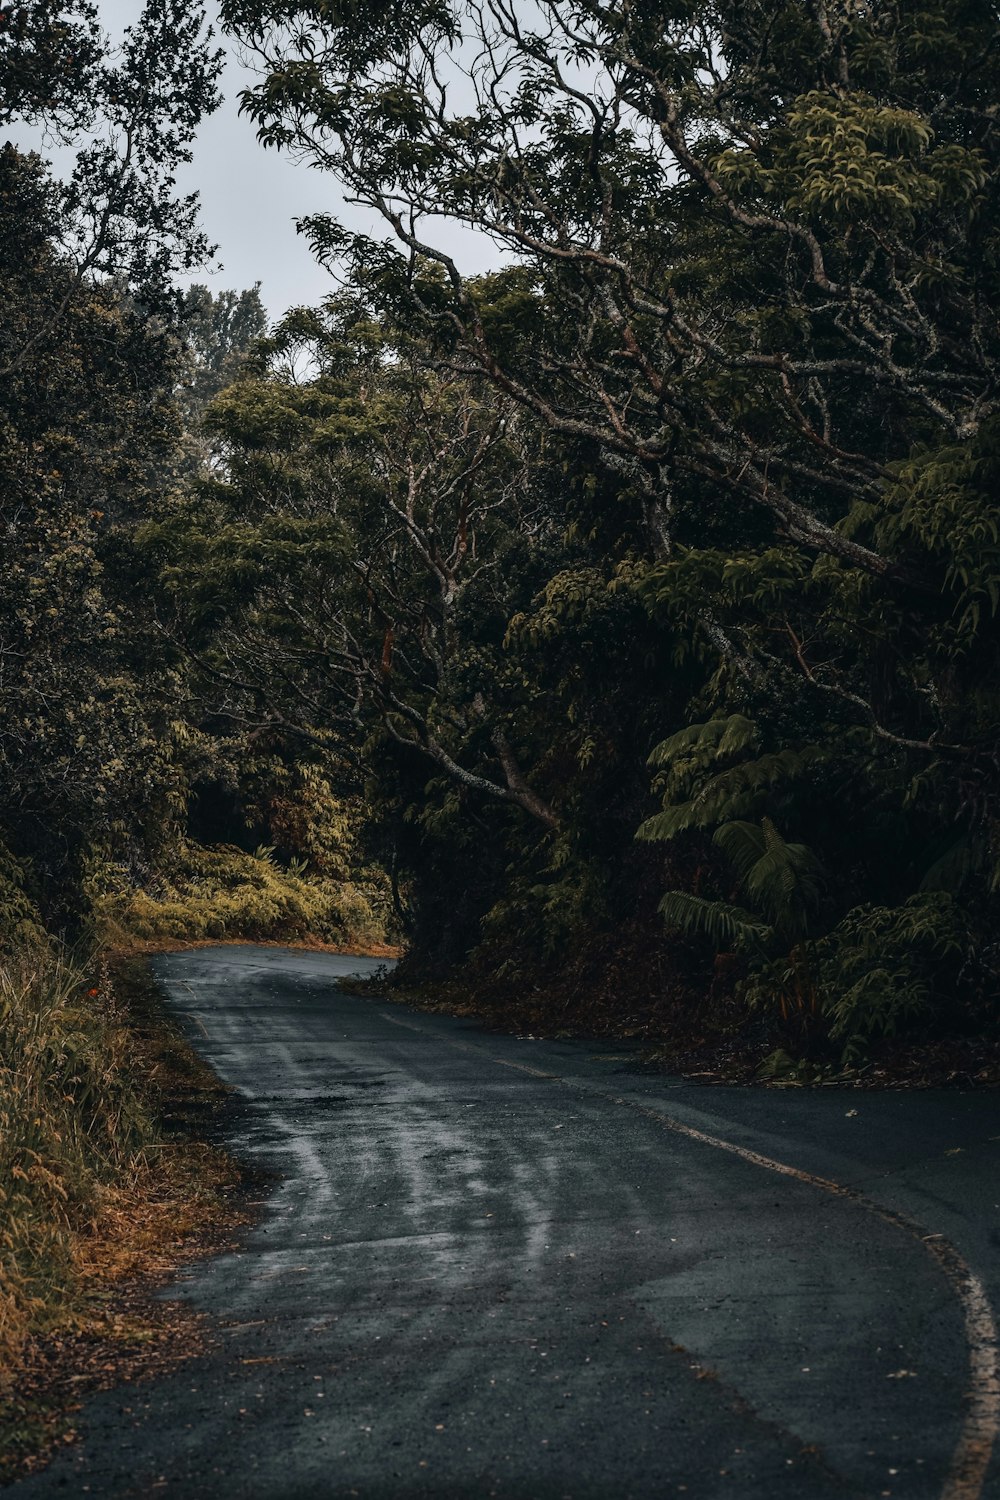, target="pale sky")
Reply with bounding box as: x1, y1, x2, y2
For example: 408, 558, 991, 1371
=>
15, 0, 501, 320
